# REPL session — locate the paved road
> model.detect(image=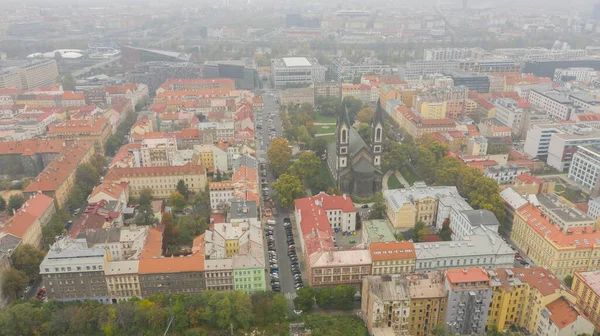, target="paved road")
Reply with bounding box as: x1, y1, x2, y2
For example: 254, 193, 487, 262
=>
259, 88, 297, 309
